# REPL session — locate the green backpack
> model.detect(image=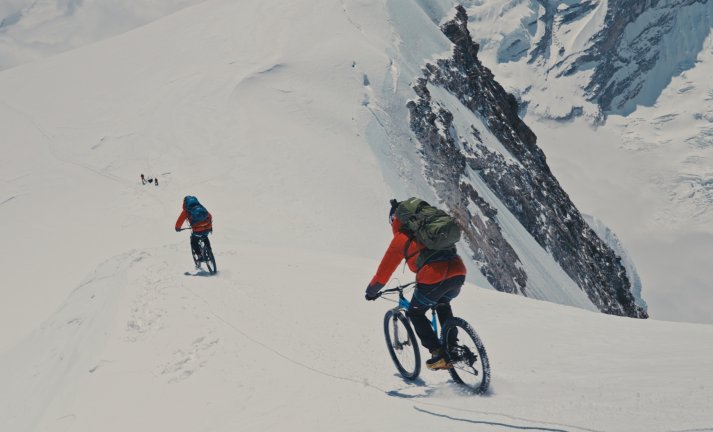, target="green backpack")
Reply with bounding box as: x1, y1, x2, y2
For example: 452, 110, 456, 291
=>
394, 198, 461, 268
